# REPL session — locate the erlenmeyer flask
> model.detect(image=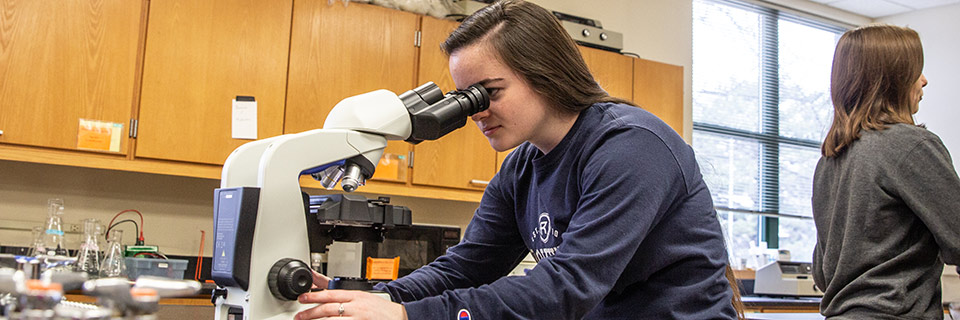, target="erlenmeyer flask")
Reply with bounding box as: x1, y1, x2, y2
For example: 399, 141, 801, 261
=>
27, 226, 46, 256
42, 199, 67, 256
76, 218, 102, 277
99, 229, 126, 278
